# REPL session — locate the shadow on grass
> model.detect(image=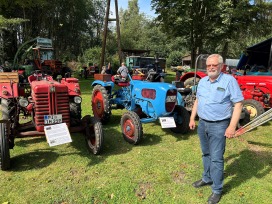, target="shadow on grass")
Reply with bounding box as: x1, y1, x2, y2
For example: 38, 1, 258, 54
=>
160, 120, 197, 141
10, 149, 59, 171
70, 122, 163, 167
14, 136, 46, 147
247, 141, 272, 148
224, 149, 272, 194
